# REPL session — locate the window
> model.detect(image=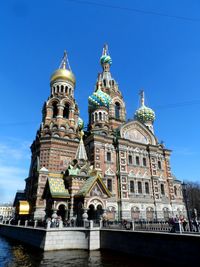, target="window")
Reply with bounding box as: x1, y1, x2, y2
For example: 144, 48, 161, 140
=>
107, 152, 111, 162
145, 182, 149, 194
63, 103, 69, 119
174, 186, 177, 196
143, 157, 147, 166
158, 161, 162, 169
130, 181, 134, 193
136, 156, 140, 166
99, 112, 102, 121
107, 179, 112, 192
138, 181, 142, 194
128, 155, 133, 164
161, 184, 165, 195
52, 102, 58, 118
115, 102, 120, 119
